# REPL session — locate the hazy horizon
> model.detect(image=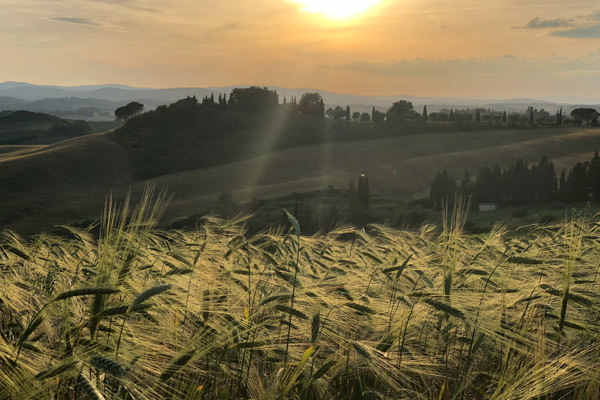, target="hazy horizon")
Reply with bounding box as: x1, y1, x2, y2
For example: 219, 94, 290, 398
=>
2, 81, 600, 105
2, 0, 600, 98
